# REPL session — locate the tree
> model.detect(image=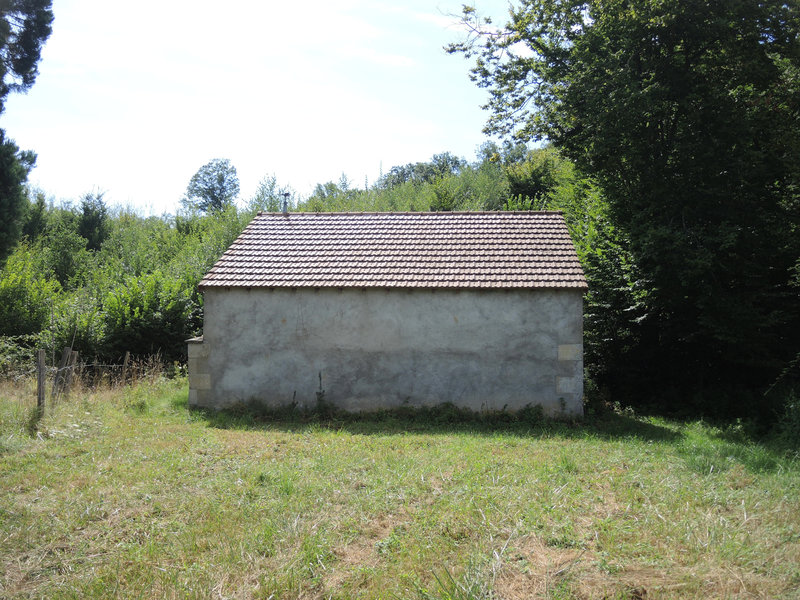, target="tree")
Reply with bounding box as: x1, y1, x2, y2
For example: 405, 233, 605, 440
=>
504, 148, 558, 207
0, 0, 53, 261
77, 191, 109, 251
430, 152, 467, 178
0, 0, 54, 115
478, 140, 528, 166
452, 0, 800, 415
0, 131, 35, 262
44, 206, 92, 288
183, 158, 240, 213
247, 175, 293, 213
377, 153, 468, 189
303, 174, 361, 212
103, 271, 194, 363
22, 188, 47, 240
